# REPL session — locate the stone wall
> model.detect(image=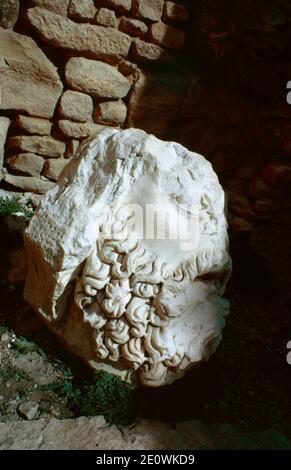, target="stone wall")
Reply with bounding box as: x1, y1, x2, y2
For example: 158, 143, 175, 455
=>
0, 0, 189, 194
